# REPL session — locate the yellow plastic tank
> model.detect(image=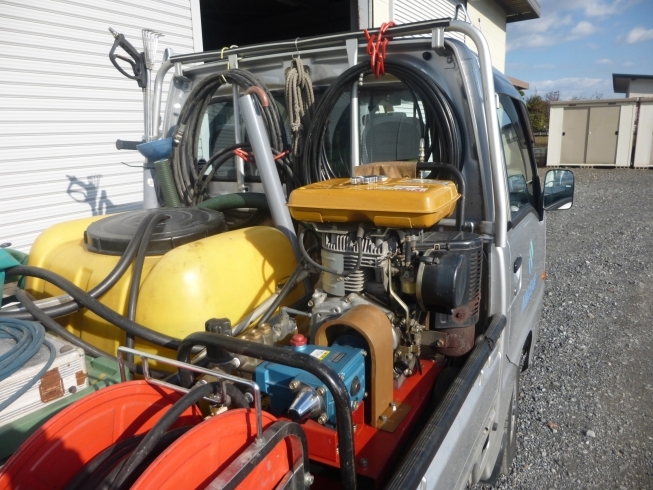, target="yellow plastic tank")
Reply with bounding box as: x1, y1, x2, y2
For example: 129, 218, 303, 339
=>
26, 218, 299, 359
